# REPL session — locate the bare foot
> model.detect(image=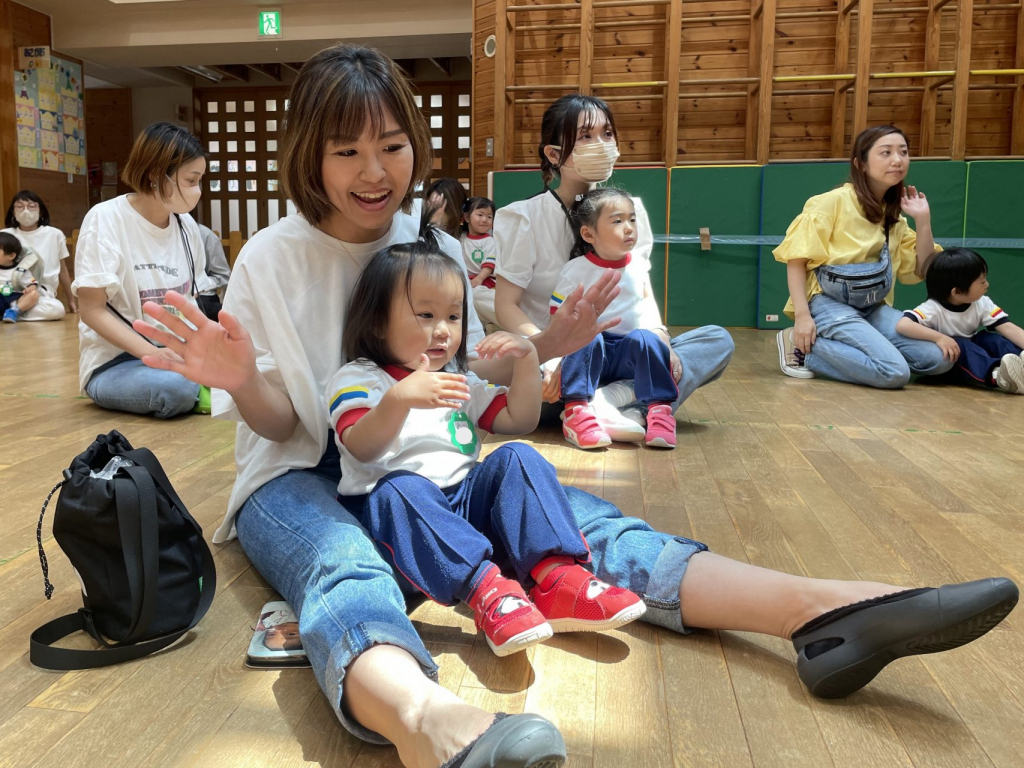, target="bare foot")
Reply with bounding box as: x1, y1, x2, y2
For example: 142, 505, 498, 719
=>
782, 579, 906, 640
395, 689, 495, 768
